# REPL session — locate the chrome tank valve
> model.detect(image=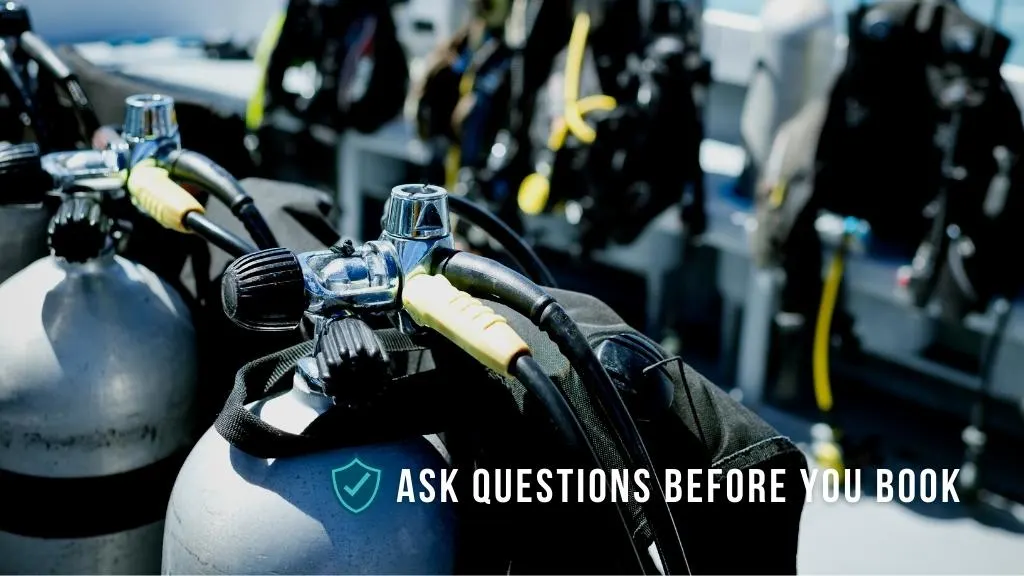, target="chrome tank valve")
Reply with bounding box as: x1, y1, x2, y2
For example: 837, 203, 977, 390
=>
222, 240, 402, 331
380, 184, 454, 274
122, 94, 181, 167
222, 183, 456, 332
41, 149, 124, 191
